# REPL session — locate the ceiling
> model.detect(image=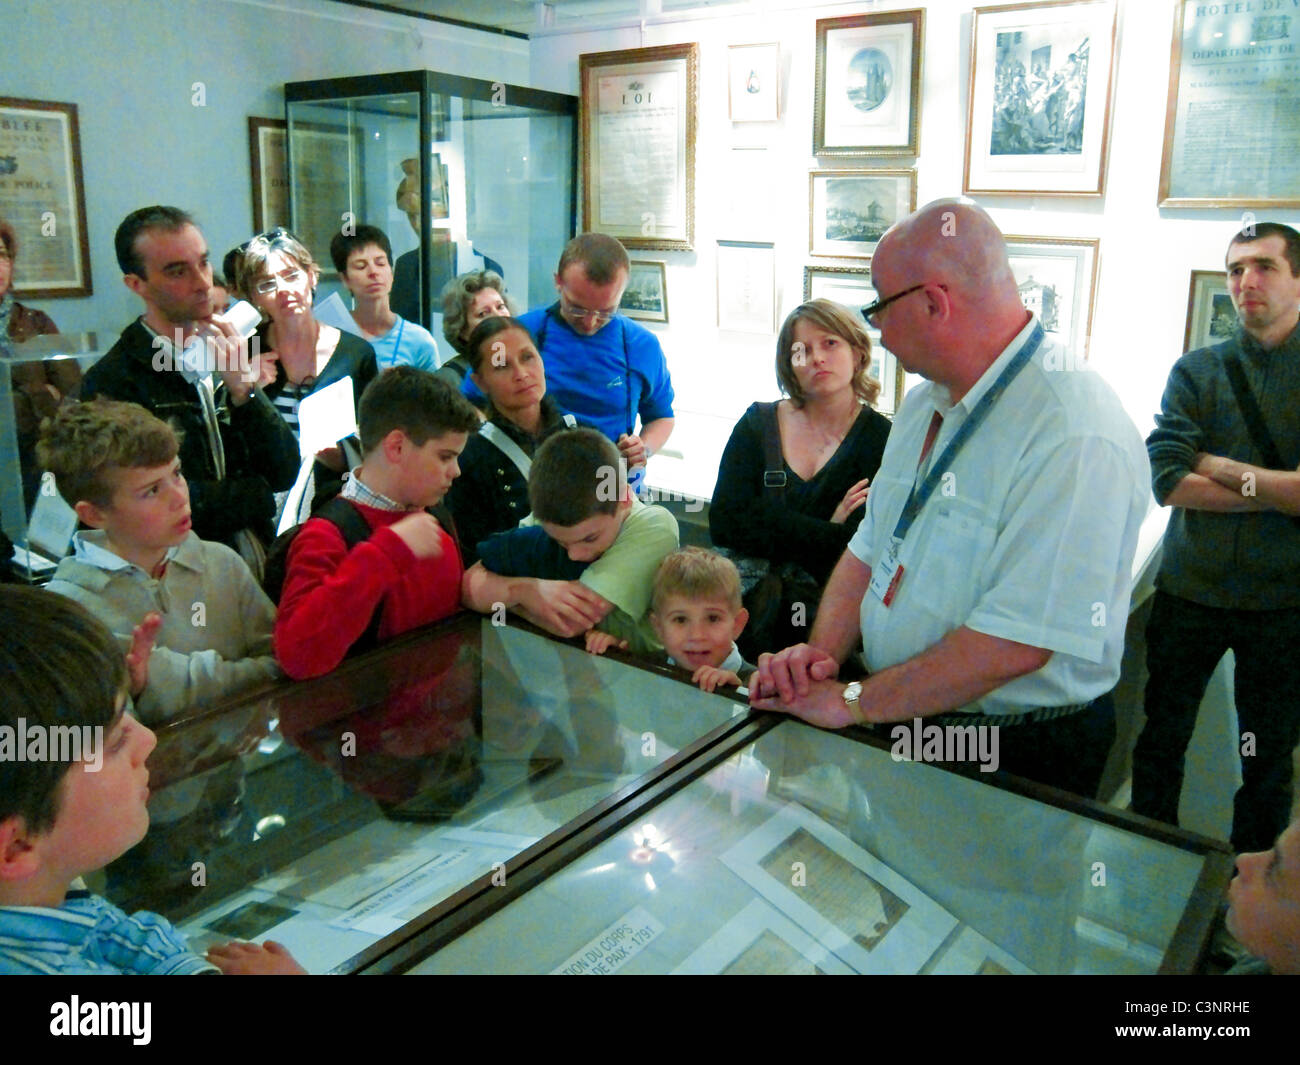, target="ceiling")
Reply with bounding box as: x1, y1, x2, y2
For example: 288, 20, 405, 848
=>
335, 0, 747, 37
